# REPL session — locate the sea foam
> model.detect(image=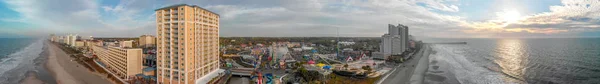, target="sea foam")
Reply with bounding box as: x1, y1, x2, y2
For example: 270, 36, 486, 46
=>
427, 44, 505, 84
0, 39, 44, 79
